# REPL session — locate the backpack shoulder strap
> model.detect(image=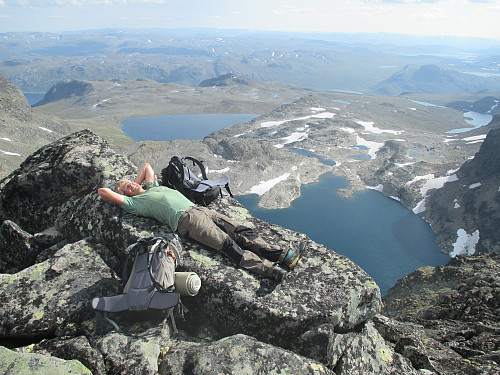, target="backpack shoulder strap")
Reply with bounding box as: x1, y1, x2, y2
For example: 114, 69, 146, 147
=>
184, 156, 209, 180
121, 241, 142, 291
224, 182, 234, 198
